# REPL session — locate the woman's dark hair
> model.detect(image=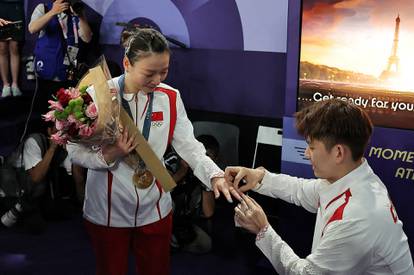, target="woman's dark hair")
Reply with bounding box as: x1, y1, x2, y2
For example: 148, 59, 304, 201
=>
295, 99, 373, 161
124, 28, 170, 65
120, 27, 139, 48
